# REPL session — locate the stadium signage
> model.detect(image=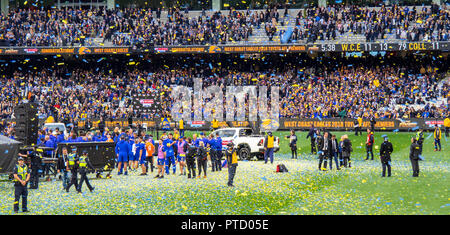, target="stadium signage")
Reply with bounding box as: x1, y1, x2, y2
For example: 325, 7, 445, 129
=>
282, 119, 396, 129
41, 48, 75, 54
93, 47, 129, 54
151, 41, 449, 54
0, 42, 447, 55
